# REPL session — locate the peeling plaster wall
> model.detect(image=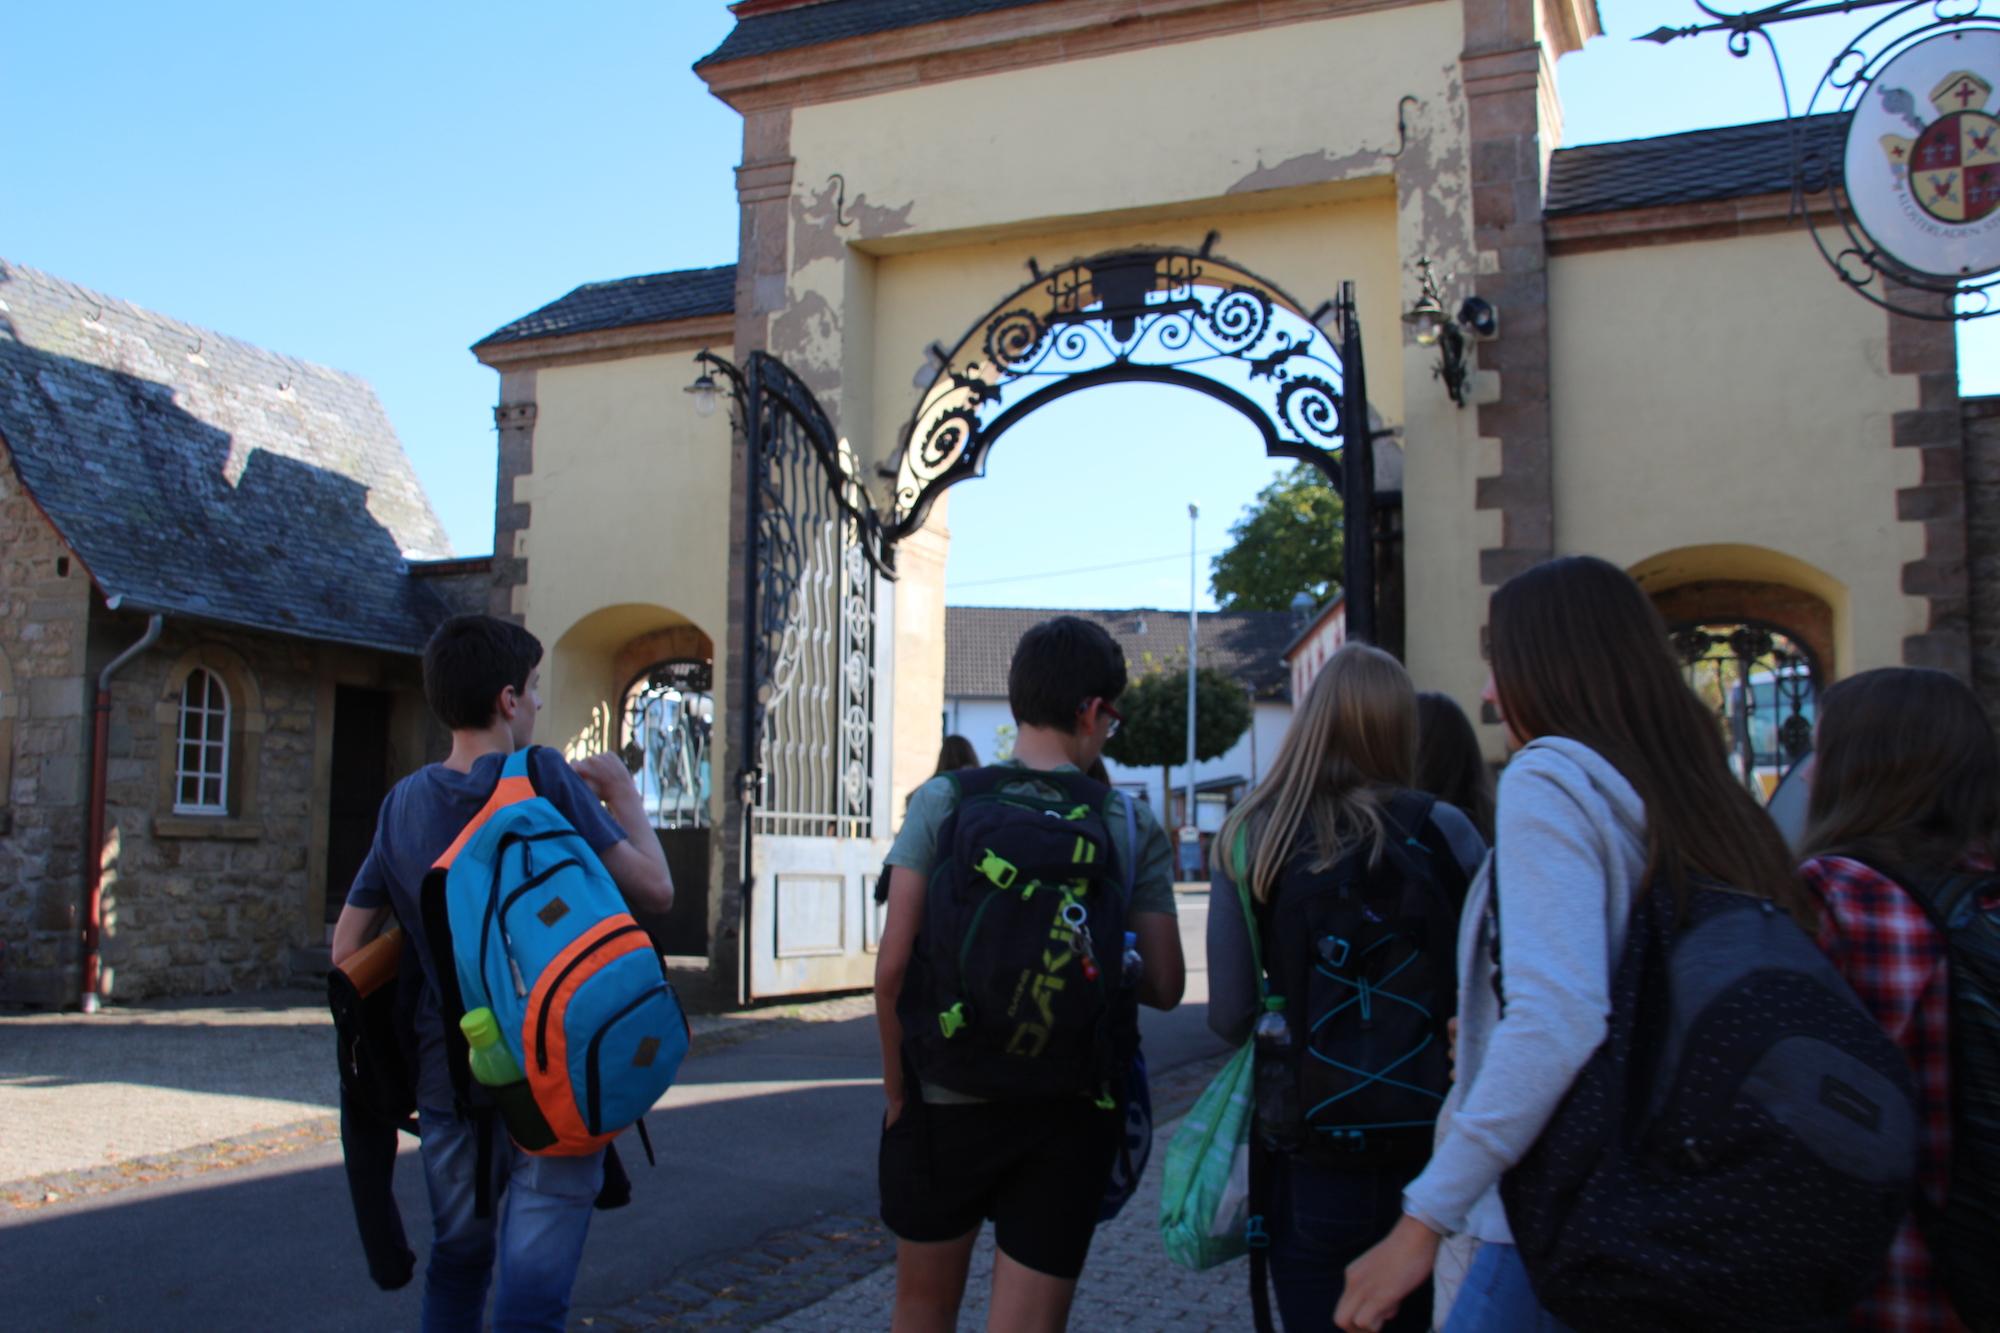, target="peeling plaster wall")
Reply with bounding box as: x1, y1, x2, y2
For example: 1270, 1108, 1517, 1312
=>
1549, 233, 1926, 676
783, 3, 1462, 254
766, 2, 1481, 797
